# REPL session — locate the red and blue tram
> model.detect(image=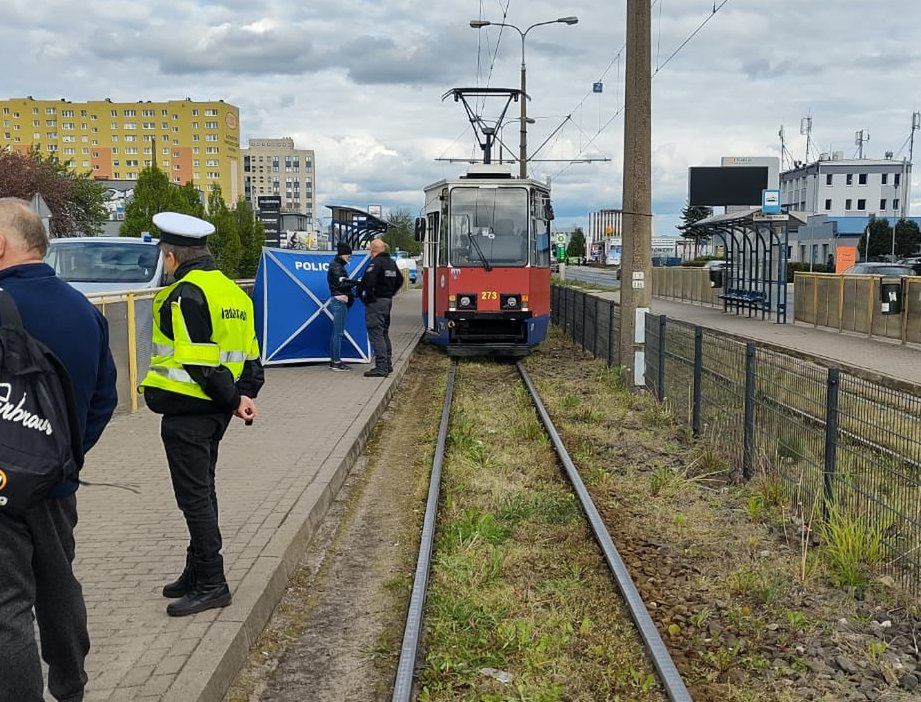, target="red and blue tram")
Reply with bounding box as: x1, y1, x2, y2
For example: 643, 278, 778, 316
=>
415, 164, 553, 357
